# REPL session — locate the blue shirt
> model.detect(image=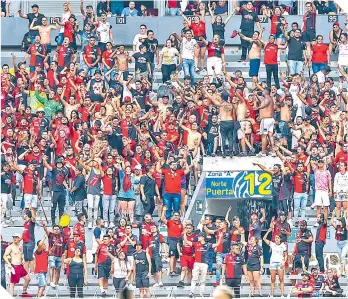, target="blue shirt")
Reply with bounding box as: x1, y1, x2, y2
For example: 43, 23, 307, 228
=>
121, 7, 138, 16
118, 169, 140, 199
